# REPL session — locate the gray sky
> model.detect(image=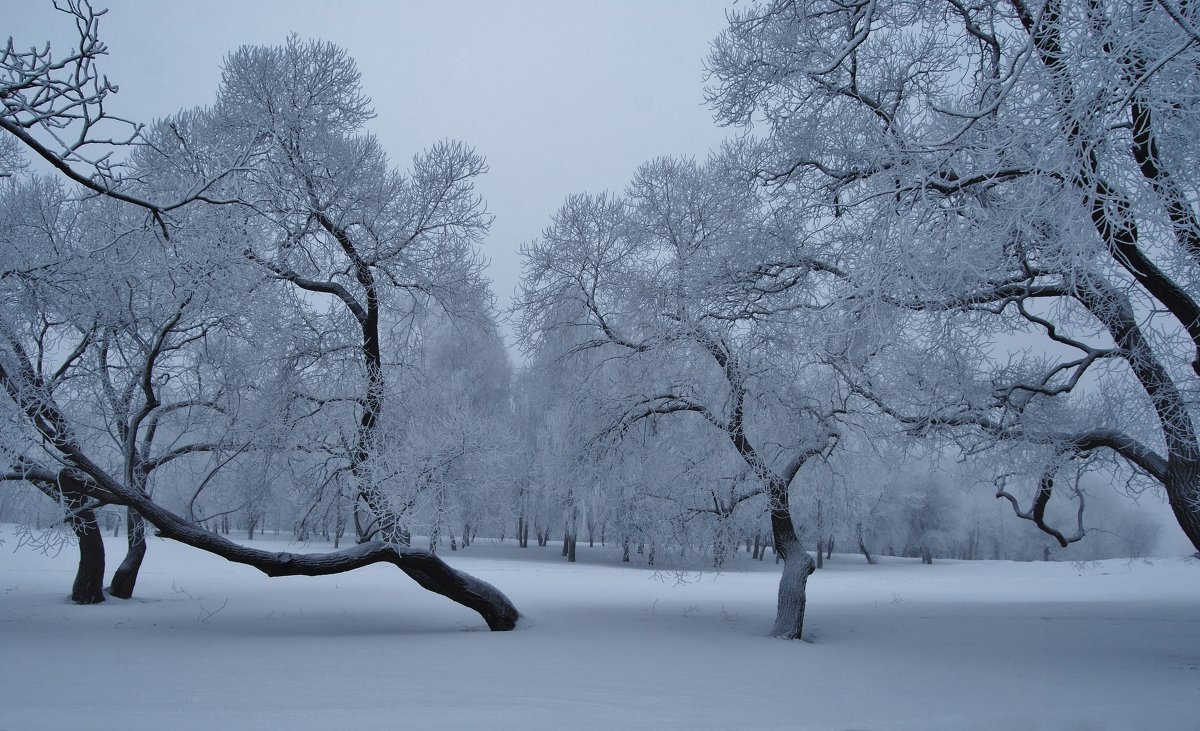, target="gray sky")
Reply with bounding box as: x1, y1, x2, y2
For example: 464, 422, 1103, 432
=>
7, 0, 735, 343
